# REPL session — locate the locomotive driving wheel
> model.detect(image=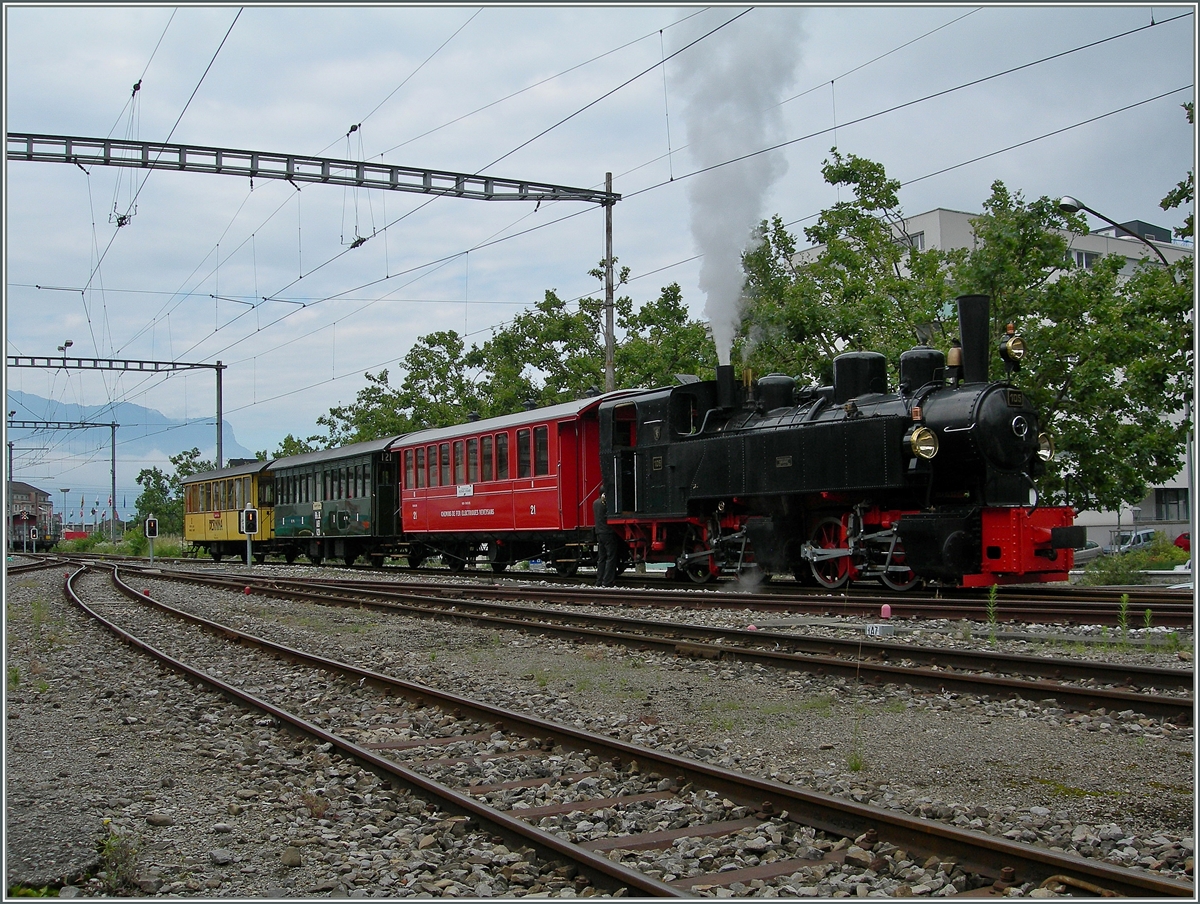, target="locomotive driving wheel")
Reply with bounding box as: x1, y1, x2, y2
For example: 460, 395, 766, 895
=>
680, 530, 716, 584
809, 517, 853, 590
879, 541, 919, 592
